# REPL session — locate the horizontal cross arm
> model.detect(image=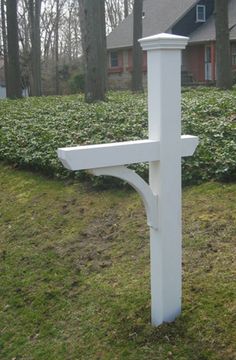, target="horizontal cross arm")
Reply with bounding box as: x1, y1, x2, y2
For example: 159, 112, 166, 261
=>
181, 135, 199, 157
58, 140, 159, 170
57, 136, 198, 171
